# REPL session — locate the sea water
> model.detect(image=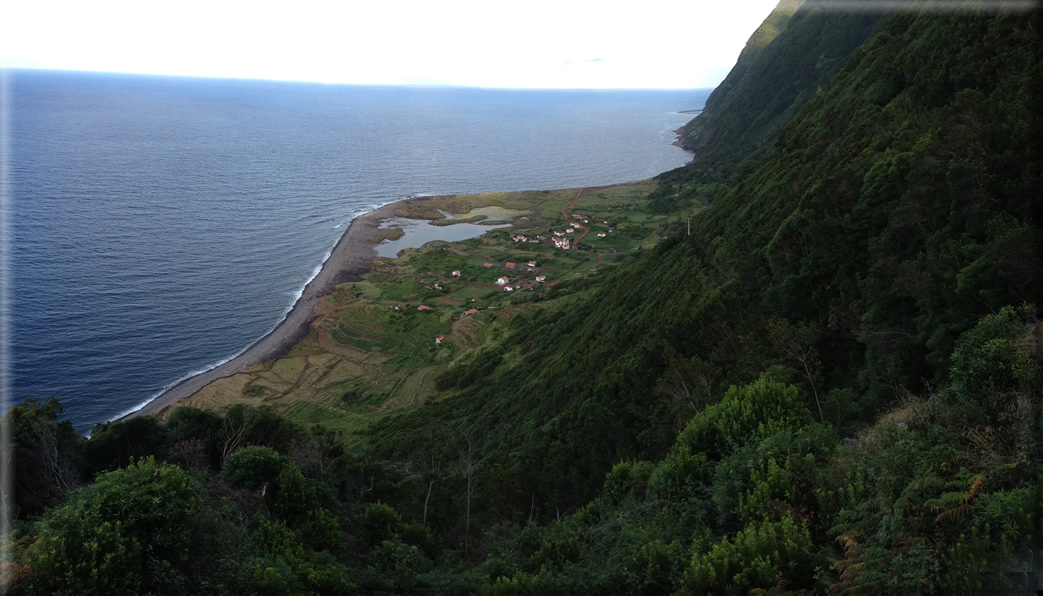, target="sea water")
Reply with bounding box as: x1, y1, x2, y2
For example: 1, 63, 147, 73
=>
9, 69, 707, 431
